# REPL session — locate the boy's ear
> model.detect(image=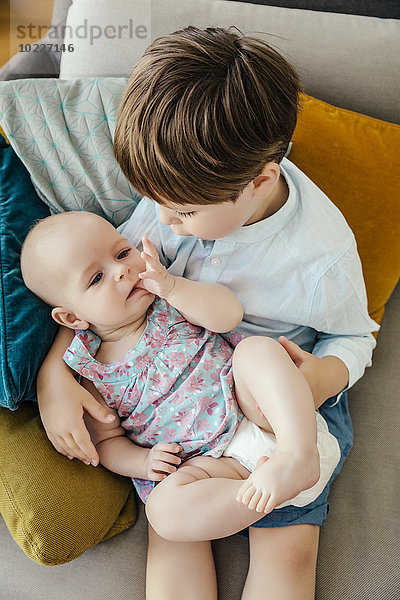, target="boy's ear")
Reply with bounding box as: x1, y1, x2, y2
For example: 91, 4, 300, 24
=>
251, 161, 280, 192
51, 307, 89, 330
